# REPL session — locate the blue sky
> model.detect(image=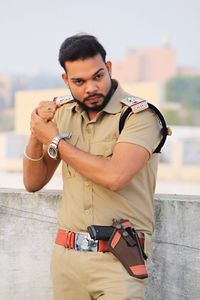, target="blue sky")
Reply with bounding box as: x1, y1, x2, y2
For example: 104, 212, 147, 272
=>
1, 0, 200, 75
